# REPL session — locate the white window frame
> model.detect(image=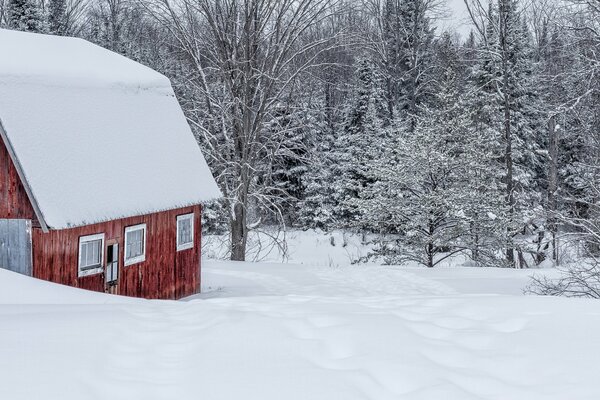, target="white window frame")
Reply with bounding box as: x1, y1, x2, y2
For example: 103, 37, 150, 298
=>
124, 223, 146, 266
176, 213, 195, 251
78, 233, 104, 277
